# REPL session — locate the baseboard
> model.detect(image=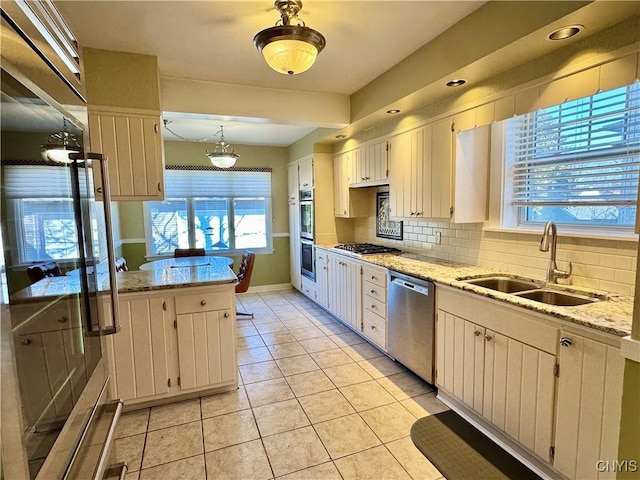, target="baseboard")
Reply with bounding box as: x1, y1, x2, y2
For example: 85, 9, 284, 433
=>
238, 283, 293, 293
437, 391, 564, 480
